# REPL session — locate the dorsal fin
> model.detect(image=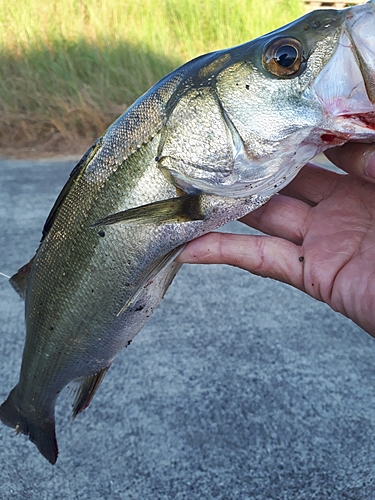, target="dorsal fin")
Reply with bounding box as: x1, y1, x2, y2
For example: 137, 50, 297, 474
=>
72, 366, 110, 418
41, 138, 102, 240
9, 256, 35, 299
